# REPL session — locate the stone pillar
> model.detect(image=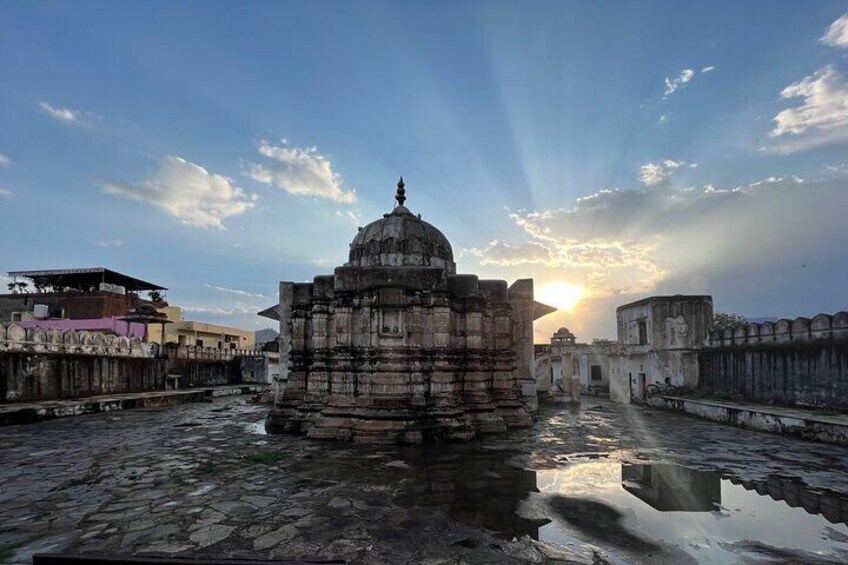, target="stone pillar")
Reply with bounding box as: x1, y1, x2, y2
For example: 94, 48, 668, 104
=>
508, 279, 537, 415
277, 282, 294, 402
